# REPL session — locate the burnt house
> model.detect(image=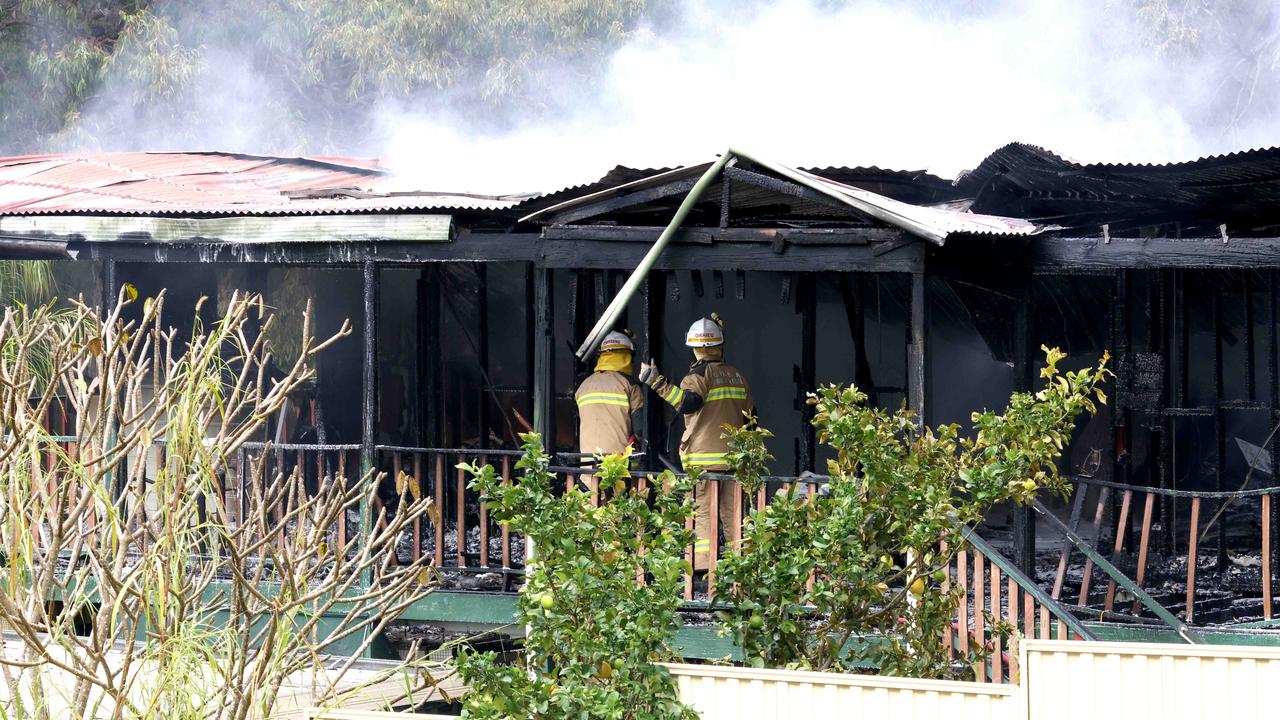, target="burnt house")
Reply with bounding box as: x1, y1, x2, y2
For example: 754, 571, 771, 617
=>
3, 144, 1280, 656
